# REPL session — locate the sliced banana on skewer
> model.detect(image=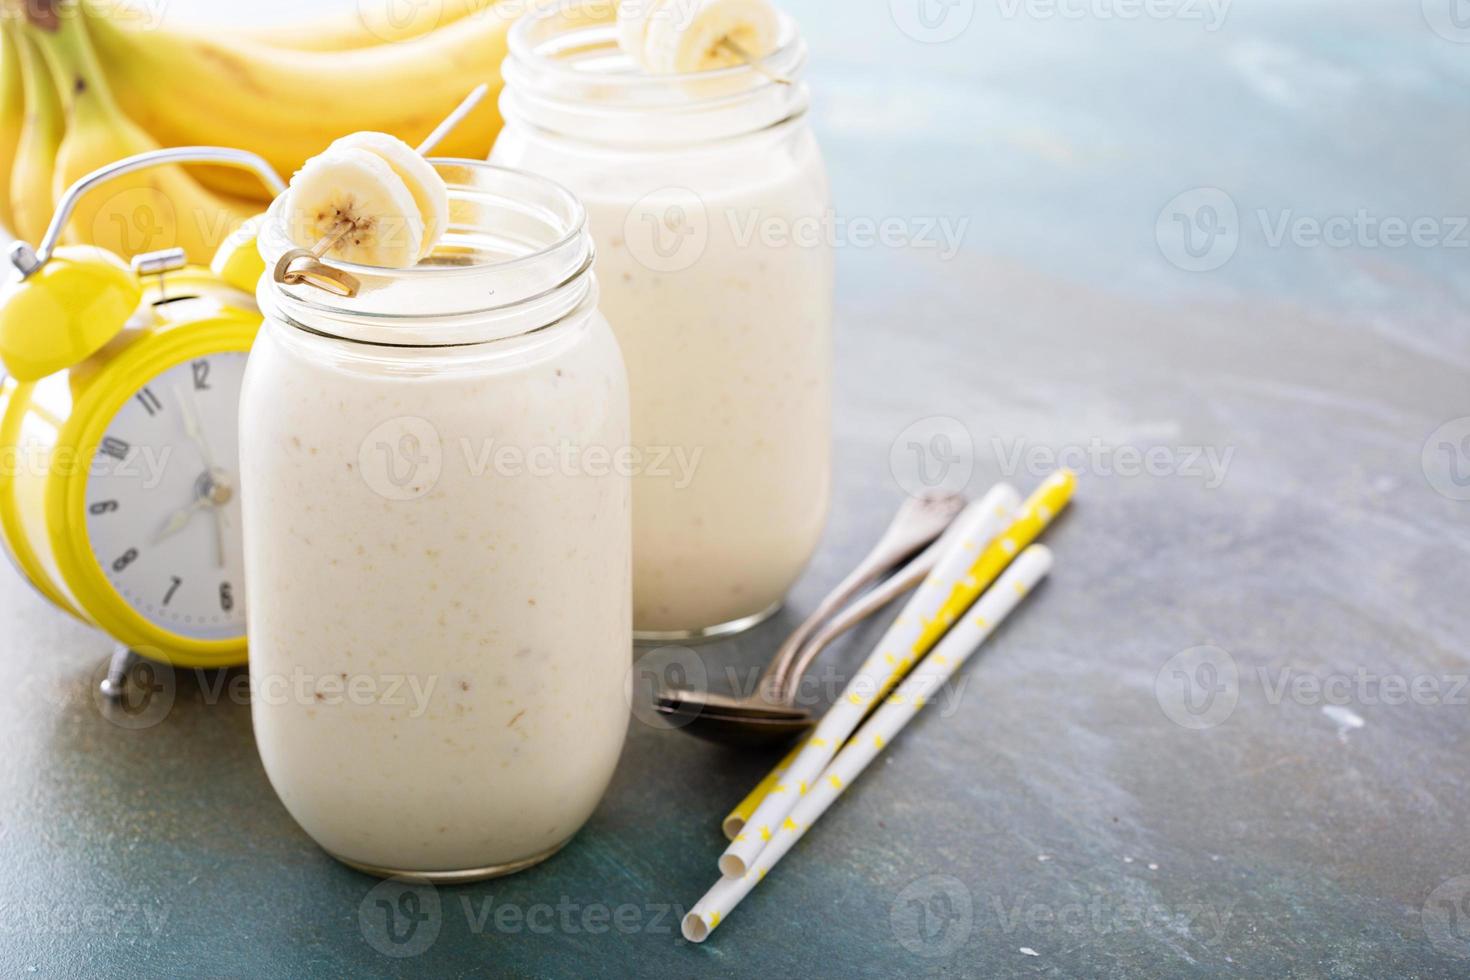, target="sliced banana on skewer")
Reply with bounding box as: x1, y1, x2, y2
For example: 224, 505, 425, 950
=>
328, 132, 449, 257
276, 89, 485, 288
285, 147, 425, 268
283, 134, 446, 269
618, 0, 781, 75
